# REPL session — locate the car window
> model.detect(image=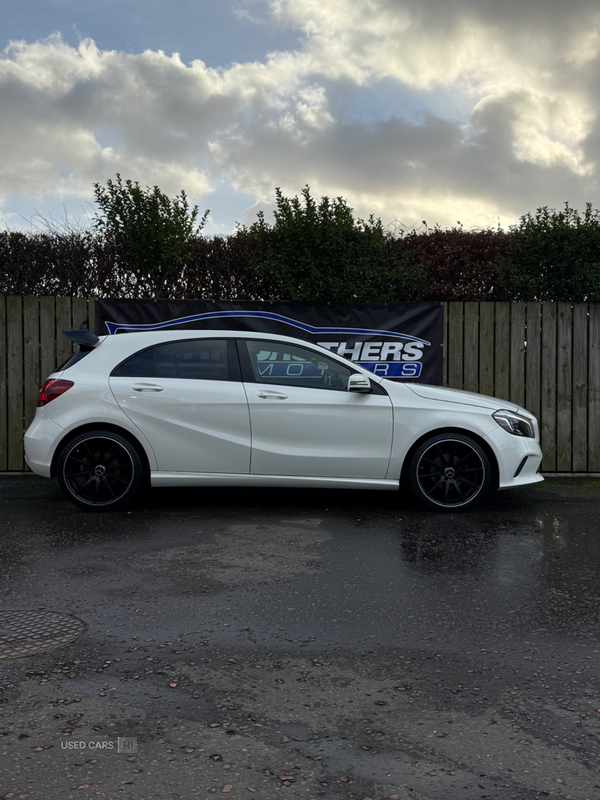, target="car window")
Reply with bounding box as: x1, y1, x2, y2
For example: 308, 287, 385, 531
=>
245, 339, 354, 391
112, 339, 229, 381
